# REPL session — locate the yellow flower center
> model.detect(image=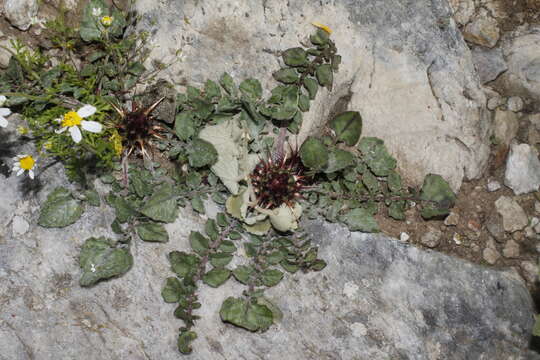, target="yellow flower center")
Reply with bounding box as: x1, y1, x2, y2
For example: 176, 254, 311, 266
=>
44, 141, 53, 150
110, 131, 123, 156
19, 156, 35, 170
62, 111, 82, 127
17, 126, 29, 135
101, 16, 113, 26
